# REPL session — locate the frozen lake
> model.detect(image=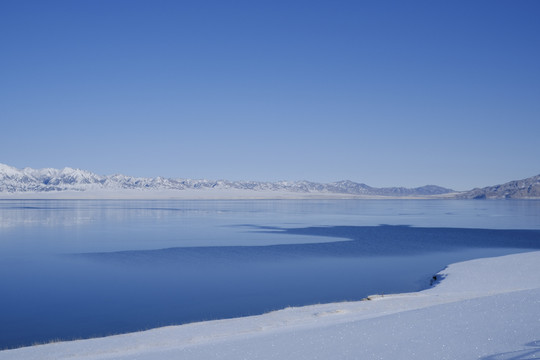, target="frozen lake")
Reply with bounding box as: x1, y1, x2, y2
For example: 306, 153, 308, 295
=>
1, 199, 539, 349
